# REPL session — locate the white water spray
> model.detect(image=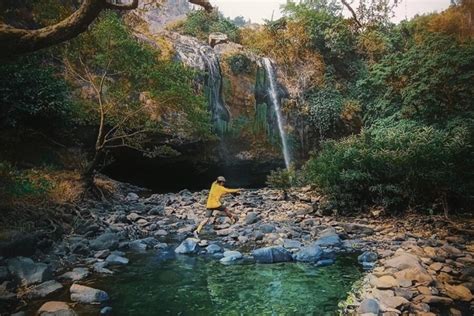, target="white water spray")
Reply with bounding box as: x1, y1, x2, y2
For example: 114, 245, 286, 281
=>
262, 58, 291, 170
